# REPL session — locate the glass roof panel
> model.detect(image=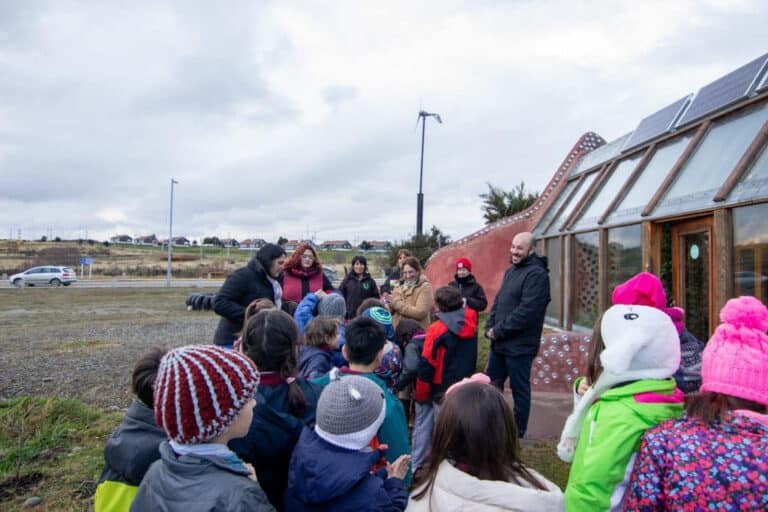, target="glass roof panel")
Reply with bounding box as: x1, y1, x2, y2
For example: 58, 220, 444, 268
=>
533, 179, 578, 237
605, 133, 693, 225
544, 172, 599, 235
570, 154, 643, 231
570, 133, 632, 176
727, 144, 768, 203
652, 102, 768, 218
